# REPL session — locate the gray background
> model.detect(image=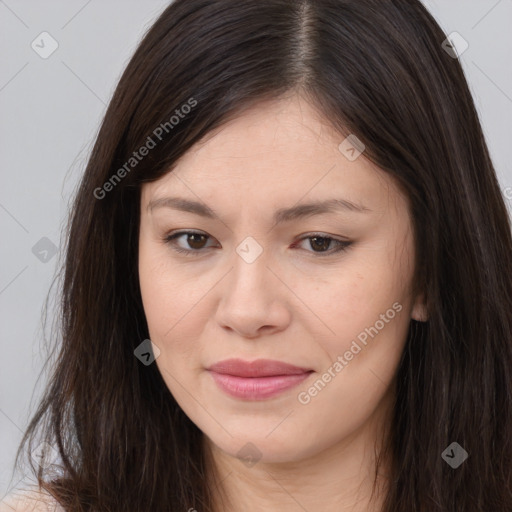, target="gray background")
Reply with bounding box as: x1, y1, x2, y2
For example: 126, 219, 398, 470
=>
1, 0, 511, 499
